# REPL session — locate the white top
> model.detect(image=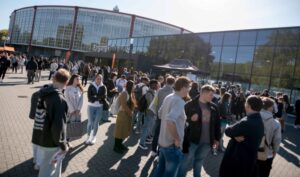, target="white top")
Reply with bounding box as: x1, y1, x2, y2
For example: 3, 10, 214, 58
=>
64, 85, 83, 113
158, 93, 186, 148
50, 63, 58, 72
